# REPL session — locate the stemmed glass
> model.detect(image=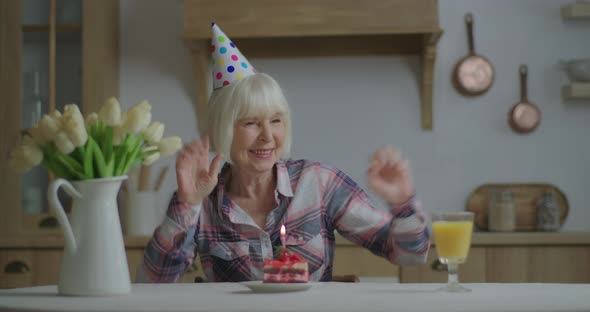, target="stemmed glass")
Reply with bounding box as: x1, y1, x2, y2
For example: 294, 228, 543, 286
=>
431, 211, 474, 292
